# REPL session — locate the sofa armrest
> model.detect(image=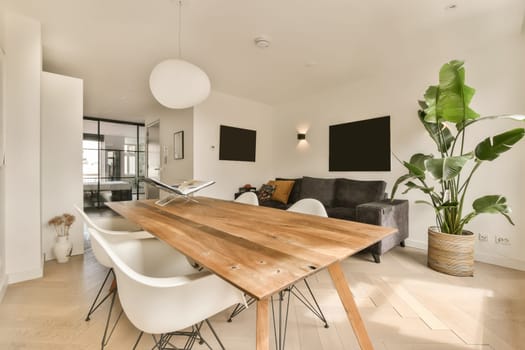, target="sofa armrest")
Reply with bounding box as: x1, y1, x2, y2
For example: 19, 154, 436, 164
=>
356, 199, 409, 253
